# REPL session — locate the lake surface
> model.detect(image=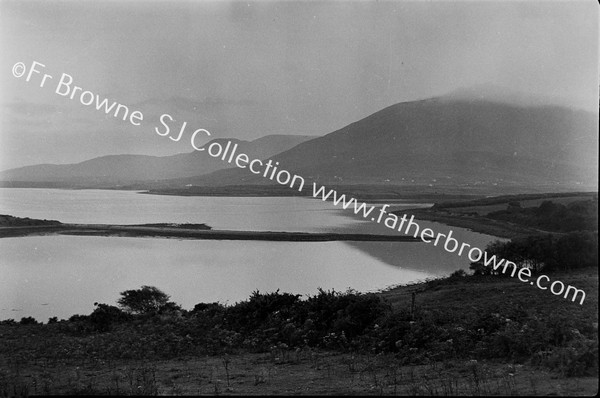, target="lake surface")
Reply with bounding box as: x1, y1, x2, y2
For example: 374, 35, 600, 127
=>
0, 188, 502, 321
